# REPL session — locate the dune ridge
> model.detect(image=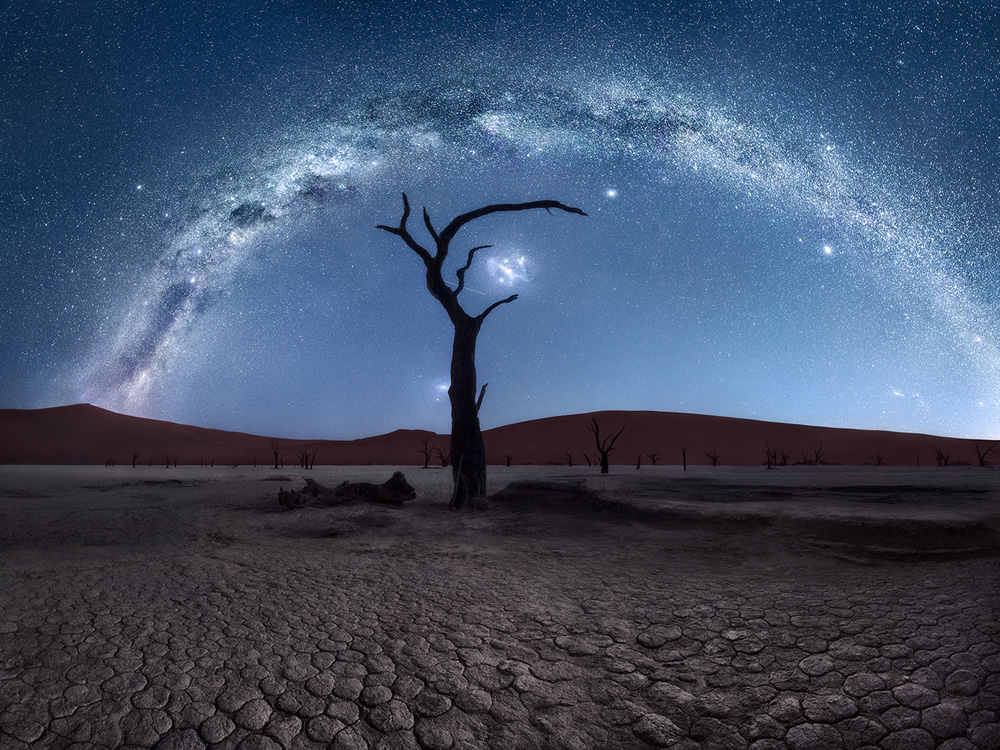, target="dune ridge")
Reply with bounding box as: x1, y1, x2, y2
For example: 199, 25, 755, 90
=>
0, 403, 992, 467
